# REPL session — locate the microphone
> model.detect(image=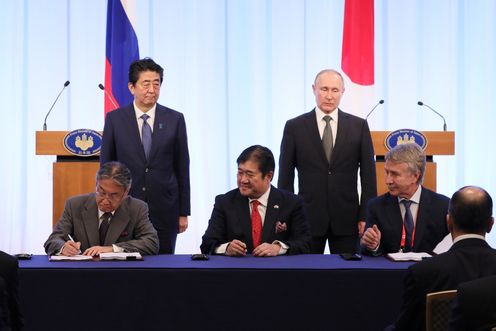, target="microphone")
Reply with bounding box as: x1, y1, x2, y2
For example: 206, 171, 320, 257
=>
365, 99, 385, 120
43, 80, 70, 131
99, 84, 118, 110
417, 101, 447, 131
